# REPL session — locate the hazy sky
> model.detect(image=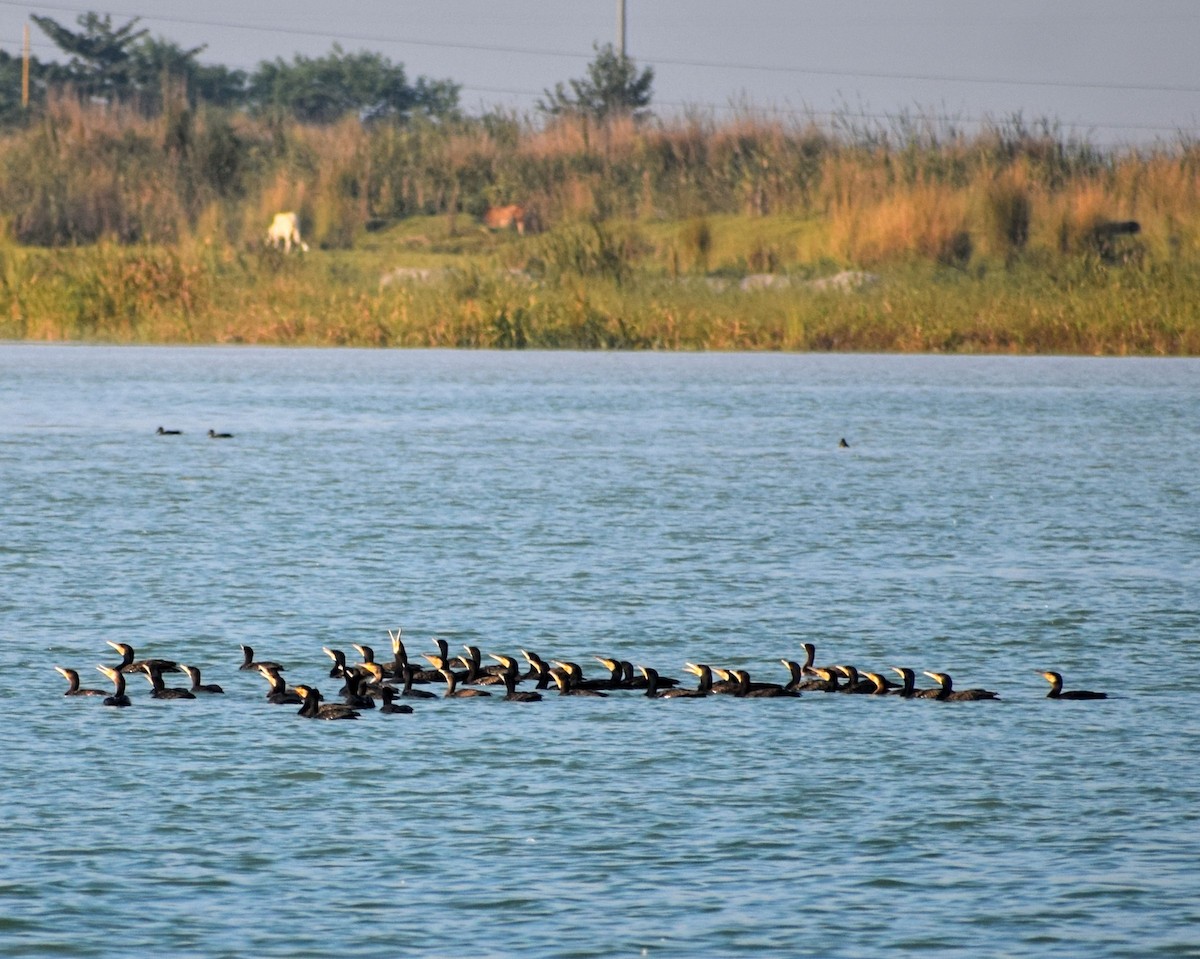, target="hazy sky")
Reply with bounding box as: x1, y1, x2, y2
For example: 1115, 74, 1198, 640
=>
2, 0, 1197, 144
